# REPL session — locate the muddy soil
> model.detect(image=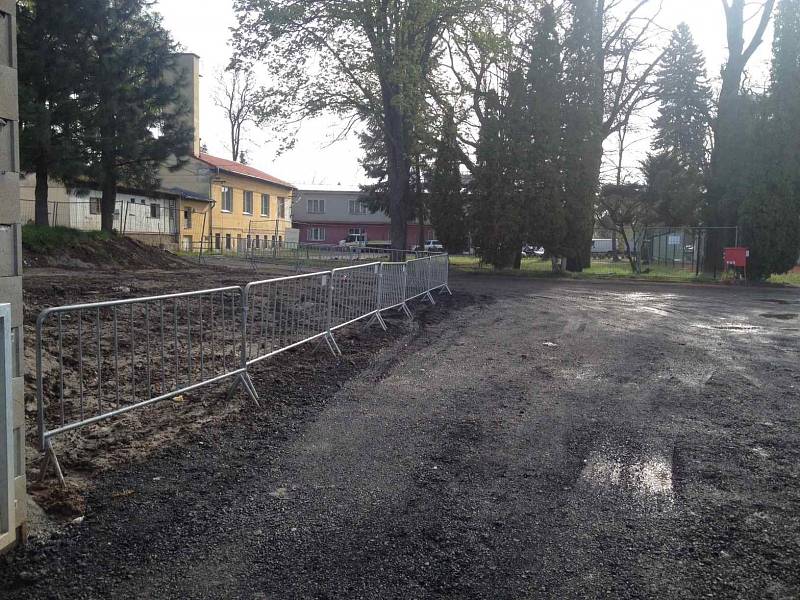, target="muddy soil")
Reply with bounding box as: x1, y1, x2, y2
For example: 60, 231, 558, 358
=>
3, 273, 800, 599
